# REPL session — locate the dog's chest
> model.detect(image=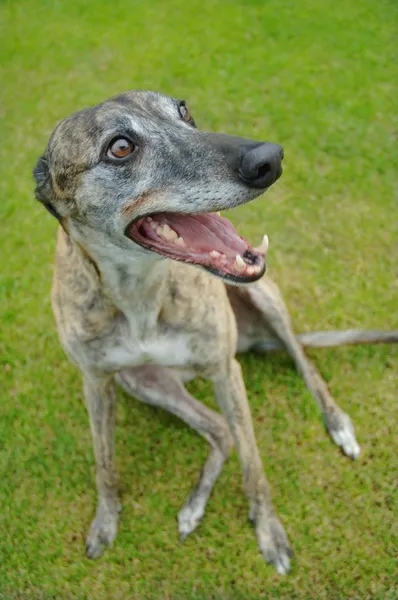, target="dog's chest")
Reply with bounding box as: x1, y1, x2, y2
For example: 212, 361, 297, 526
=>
103, 339, 192, 369
102, 330, 193, 371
